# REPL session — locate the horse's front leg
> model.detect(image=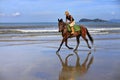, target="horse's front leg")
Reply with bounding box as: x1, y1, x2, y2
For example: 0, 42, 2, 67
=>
74, 36, 80, 51
57, 38, 65, 52
65, 39, 73, 49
